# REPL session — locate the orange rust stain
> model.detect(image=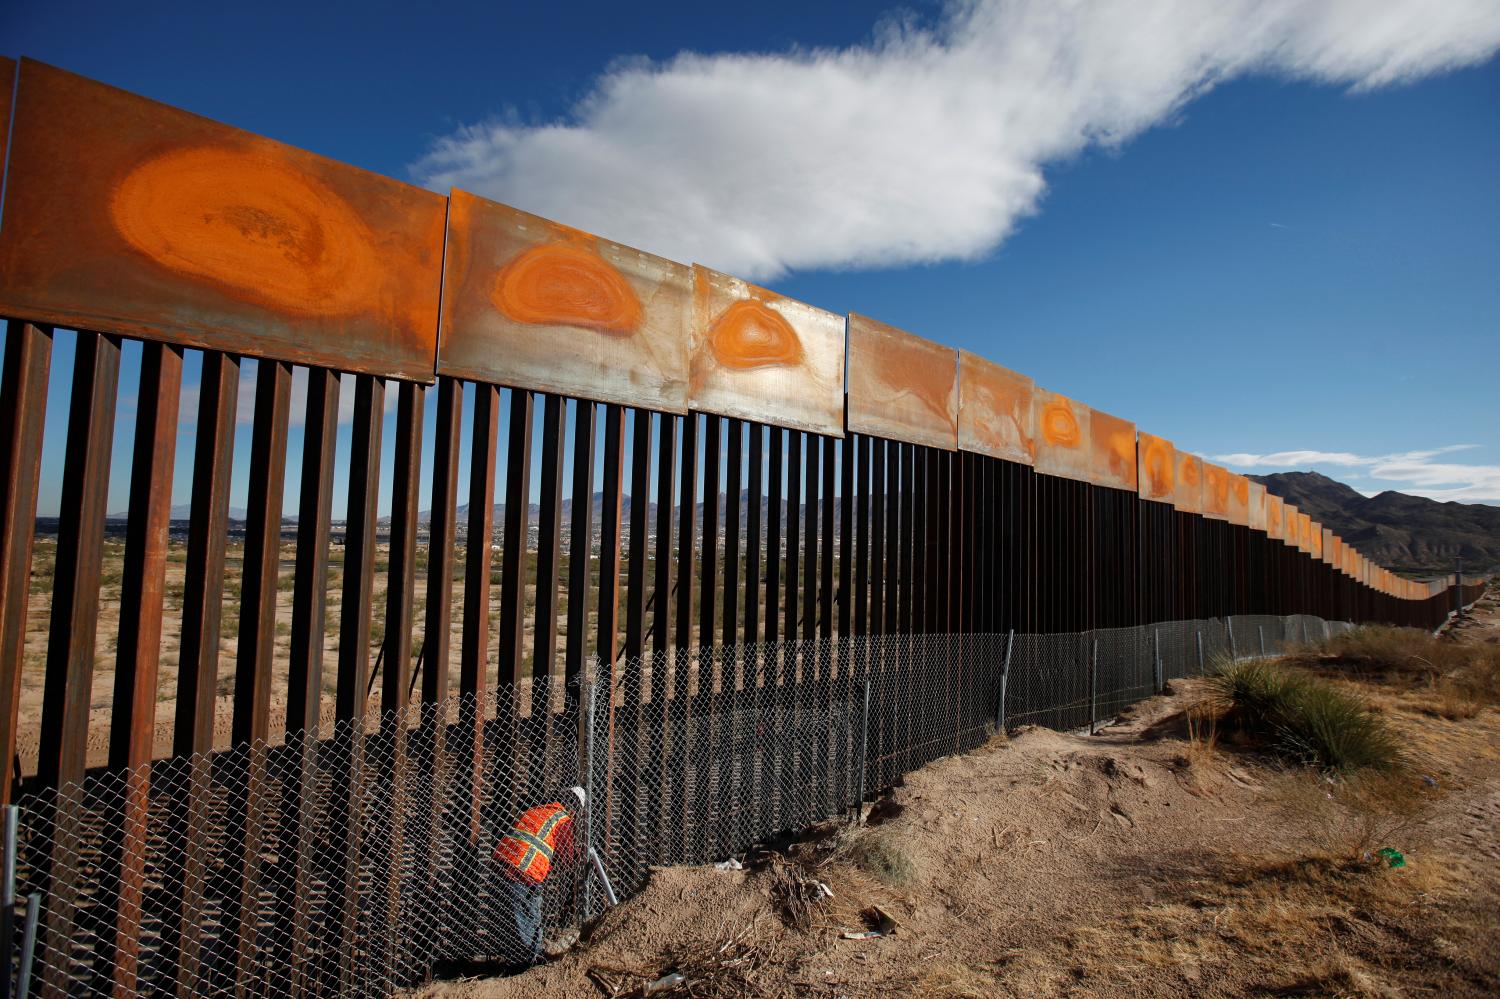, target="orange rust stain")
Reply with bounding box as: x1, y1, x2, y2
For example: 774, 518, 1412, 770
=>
1204, 465, 1229, 513
110, 145, 383, 316
1107, 430, 1135, 484
1041, 398, 1080, 449
1180, 457, 1201, 488
1141, 436, 1174, 497
491, 242, 642, 335
1233, 476, 1249, 506
707, 299, 804, 370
